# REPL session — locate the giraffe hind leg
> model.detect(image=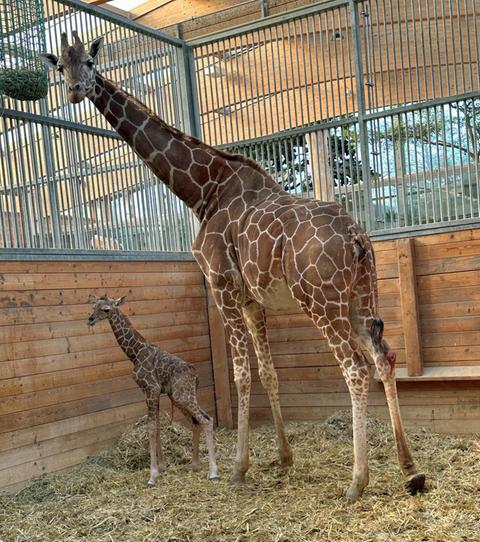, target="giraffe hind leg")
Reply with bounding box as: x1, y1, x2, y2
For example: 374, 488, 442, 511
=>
350, 296, 426, 495
173, 396, 219, 480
